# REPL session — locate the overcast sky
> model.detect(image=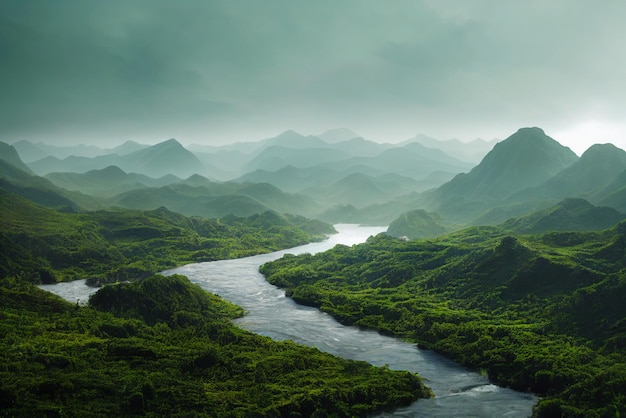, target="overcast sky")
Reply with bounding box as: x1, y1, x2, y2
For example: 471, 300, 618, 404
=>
2, 0, 626, 154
